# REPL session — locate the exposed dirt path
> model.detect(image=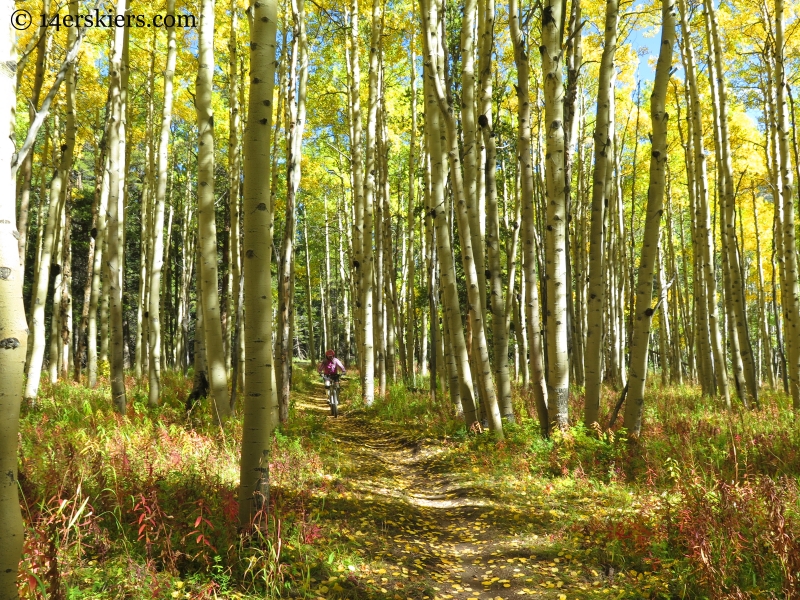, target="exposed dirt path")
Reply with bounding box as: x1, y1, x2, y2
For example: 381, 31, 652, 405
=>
296, 381, 643, 600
